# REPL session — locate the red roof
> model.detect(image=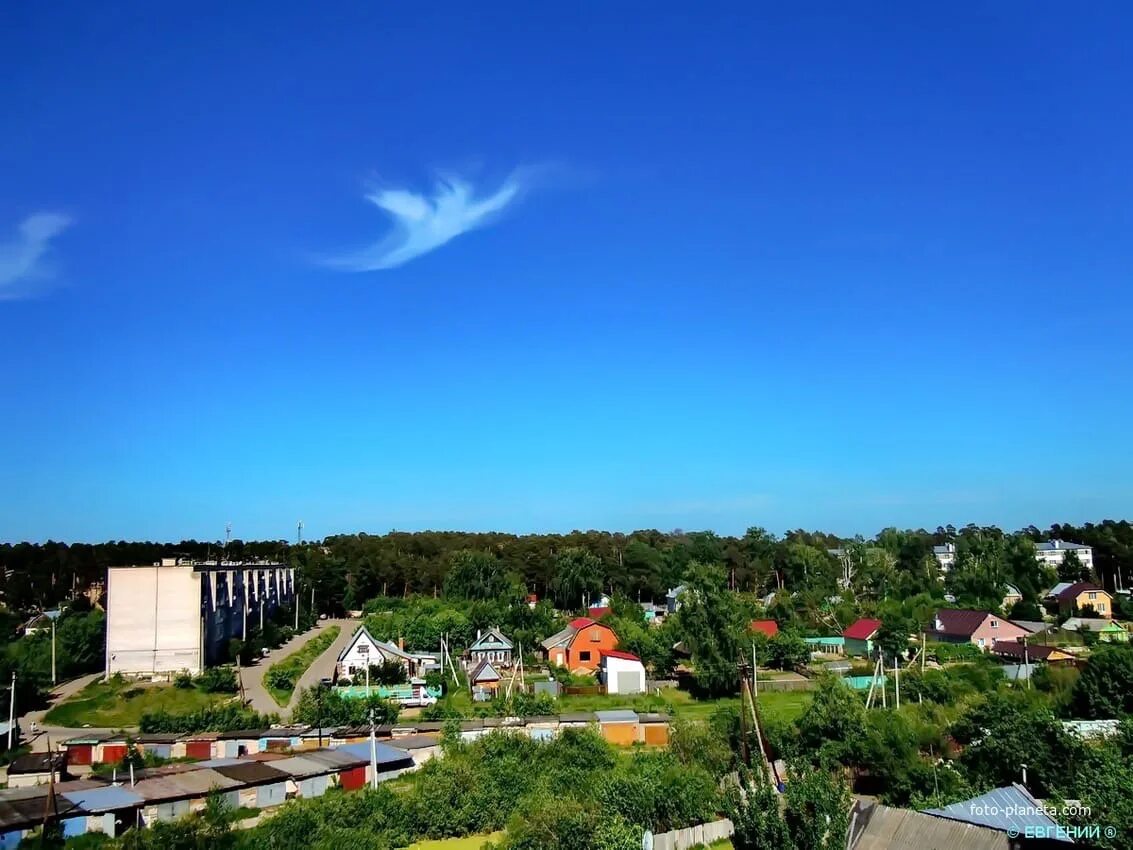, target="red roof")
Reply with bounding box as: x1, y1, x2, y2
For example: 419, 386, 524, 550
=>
750, 620, 779, 638
929, 608, 992, 638
1055, 582, 1106, 601
843, 618, 882, 640
601, 650, 641, 661
568, 617, 597, 629
588, 607, 612, 619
